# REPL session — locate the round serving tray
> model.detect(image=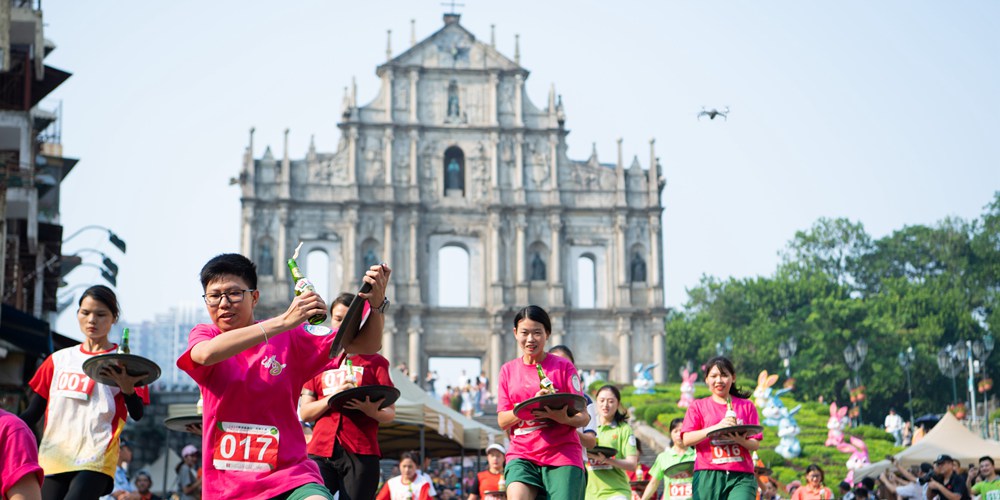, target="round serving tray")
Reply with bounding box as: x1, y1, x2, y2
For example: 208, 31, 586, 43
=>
328, 283, 372, 359
662, 460, 695, 478
82, 353, 161, 388
327, 385, 400, 411
512, 393, 587, 421
588, 445, 618, 458
706, 424, 764, 439
164, 415, 203, 435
